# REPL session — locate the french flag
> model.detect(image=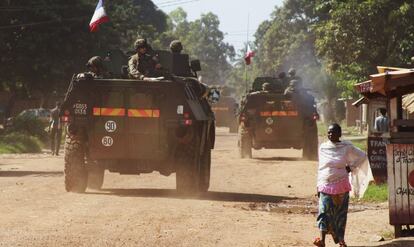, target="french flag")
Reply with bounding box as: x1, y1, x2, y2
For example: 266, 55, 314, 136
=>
89, 0, 109, 32
244, 44, 255, 65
